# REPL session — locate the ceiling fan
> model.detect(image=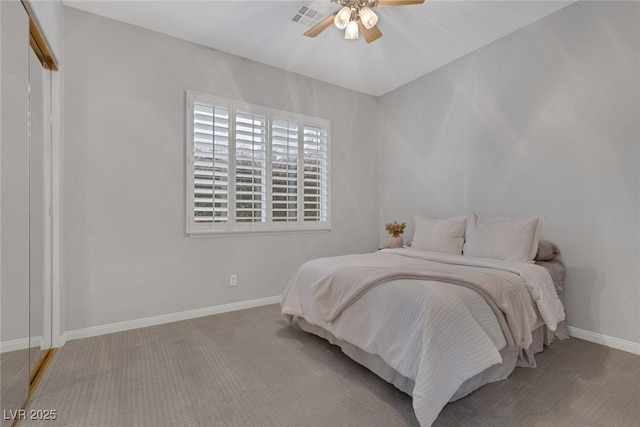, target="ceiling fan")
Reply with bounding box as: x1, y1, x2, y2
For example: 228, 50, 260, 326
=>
304, 0, 425, 43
